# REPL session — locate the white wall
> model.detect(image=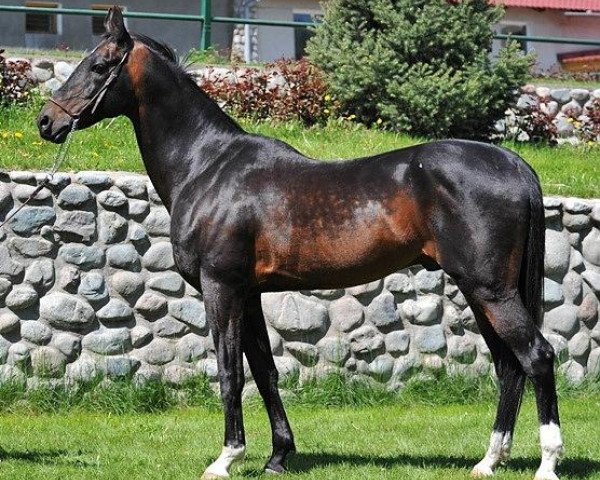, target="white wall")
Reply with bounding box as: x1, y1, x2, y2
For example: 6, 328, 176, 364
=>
255, 0, 321, 61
